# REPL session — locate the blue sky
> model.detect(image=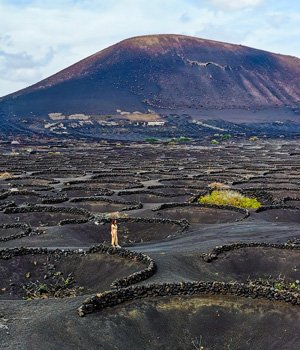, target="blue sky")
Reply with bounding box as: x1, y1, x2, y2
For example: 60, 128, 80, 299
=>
0, 0, 299, 96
